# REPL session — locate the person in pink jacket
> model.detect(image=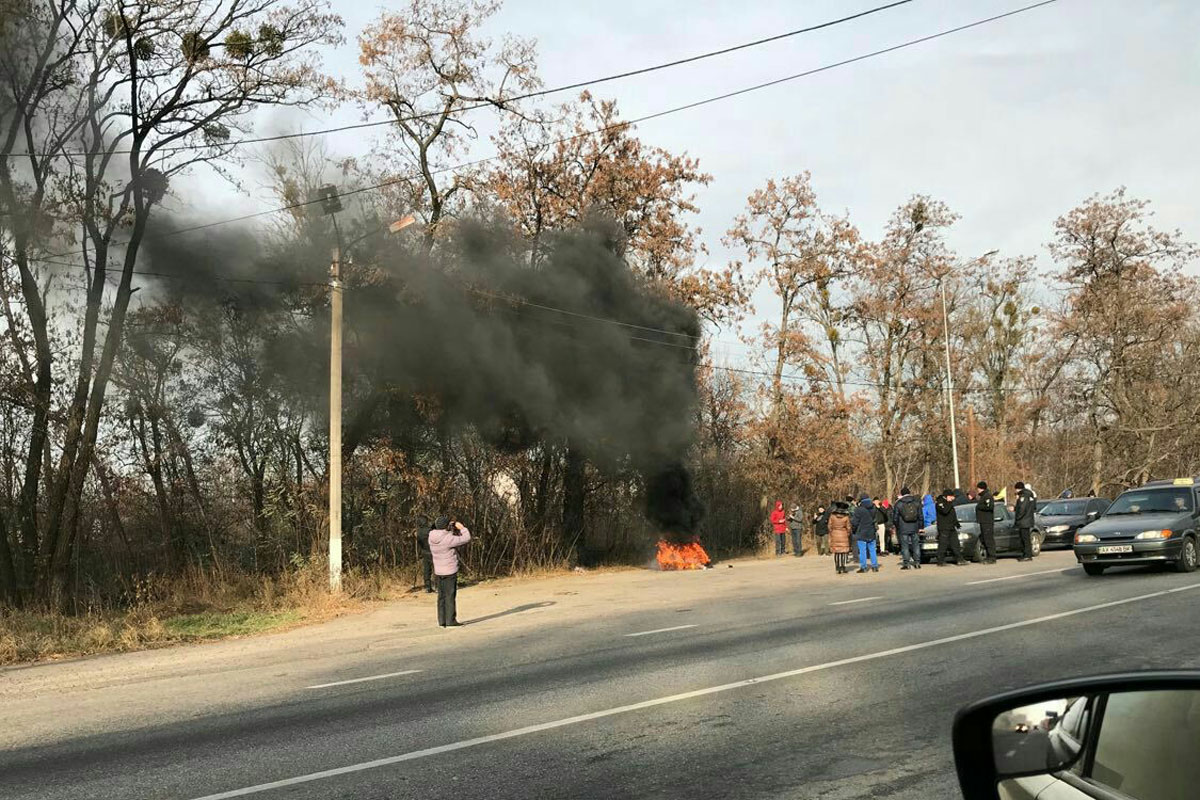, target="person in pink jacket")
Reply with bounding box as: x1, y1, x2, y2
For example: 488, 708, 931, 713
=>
428, 516, 472, 627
